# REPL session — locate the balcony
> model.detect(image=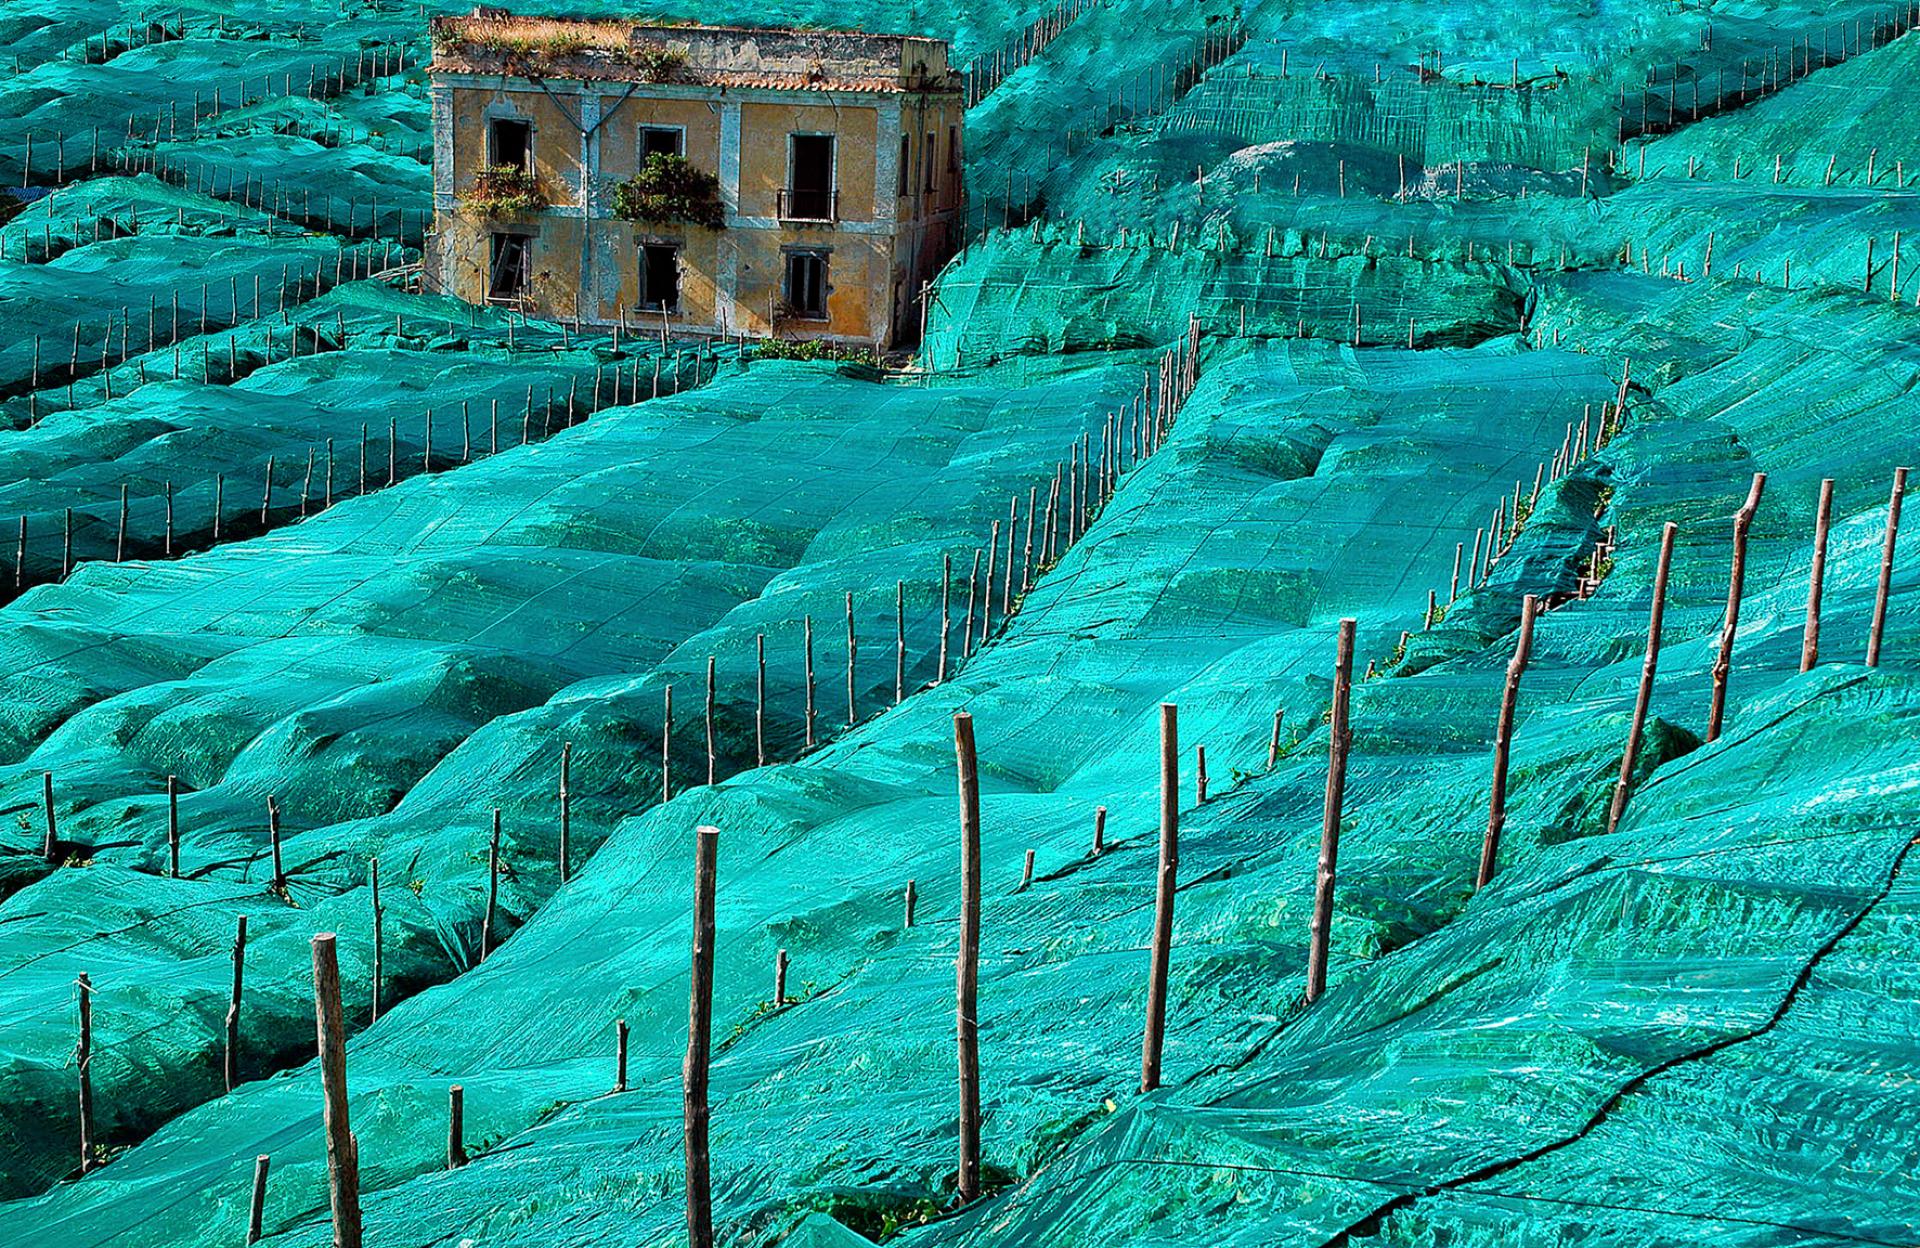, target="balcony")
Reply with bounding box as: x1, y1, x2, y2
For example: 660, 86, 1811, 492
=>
777, 187, 838, 225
